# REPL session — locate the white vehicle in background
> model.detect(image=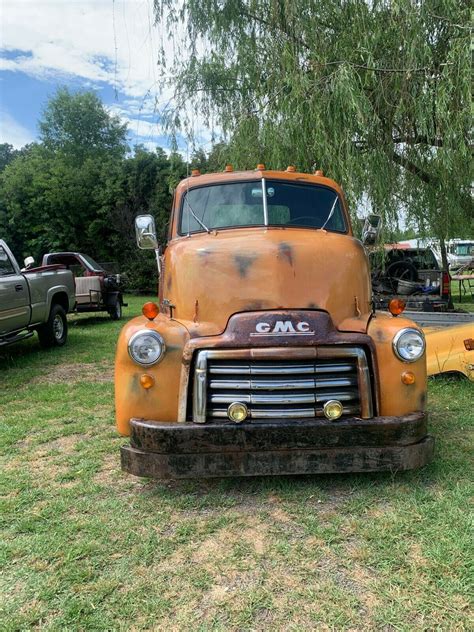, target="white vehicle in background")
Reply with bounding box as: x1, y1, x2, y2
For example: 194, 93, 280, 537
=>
446, 239, 474, 270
